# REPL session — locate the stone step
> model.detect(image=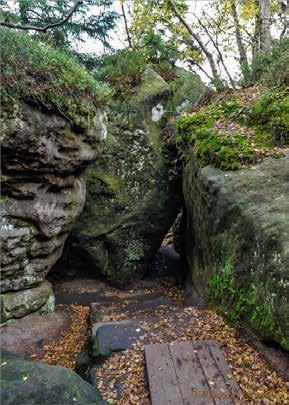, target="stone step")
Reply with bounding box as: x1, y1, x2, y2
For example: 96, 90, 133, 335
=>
91, 320, 144, 358
90, 293, 175, 323
55, 292, 114, 306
